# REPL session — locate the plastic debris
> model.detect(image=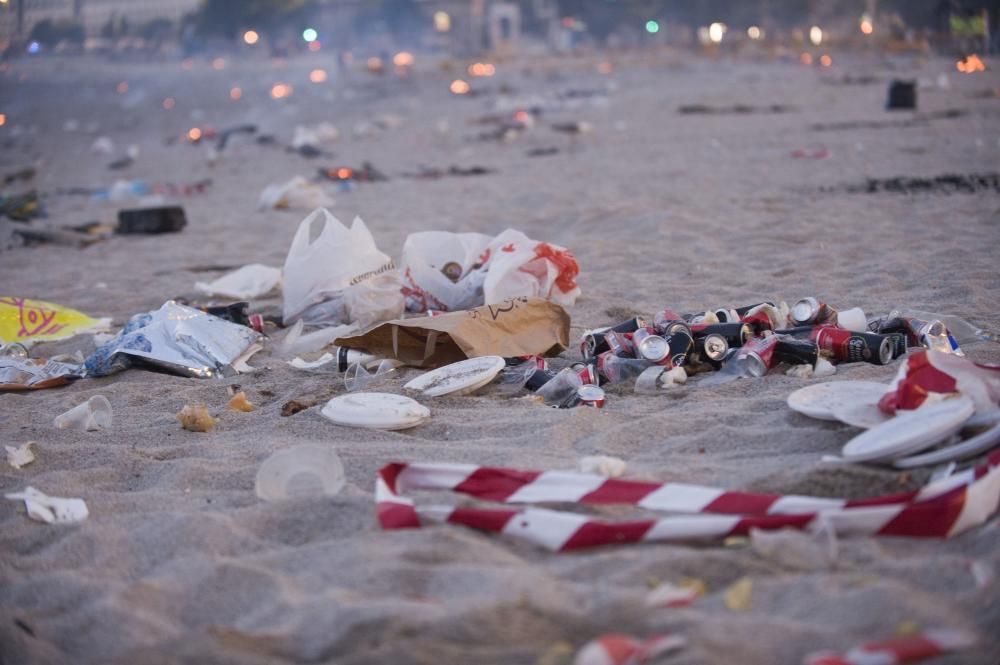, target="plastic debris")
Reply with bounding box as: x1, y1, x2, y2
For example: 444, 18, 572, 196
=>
177, 404, 217, 432
573, 634, 685, 665
195, 264, 282, 300
258, 176, 334, 211
803, 628, 975, 665
54, 395, 112, 431
5, 486, 89, 524
0, 297, 111, 347
645, 580, 704, 608
578, 455, 626, 478
255, 444, 346, 501
84, 301, 263, 378
6, 442, 36, 469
